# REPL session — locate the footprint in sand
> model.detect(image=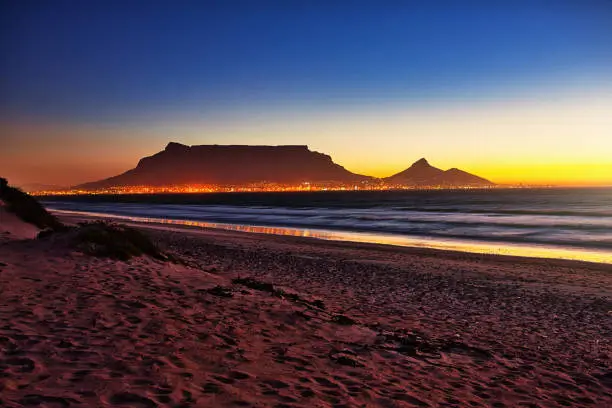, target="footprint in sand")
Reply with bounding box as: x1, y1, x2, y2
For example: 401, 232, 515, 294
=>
4, 356, 36, 373
213, 375, 236, 385
69, 370, 91, 383
299, 388, 316, 398
18, 394, 80, 407
391, 392, 430, 406
313, 376, 341, 389
261, 379, 290, 389
229, 370, 251, 380
201, 382, 223, 394
109, 392, 158, 407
